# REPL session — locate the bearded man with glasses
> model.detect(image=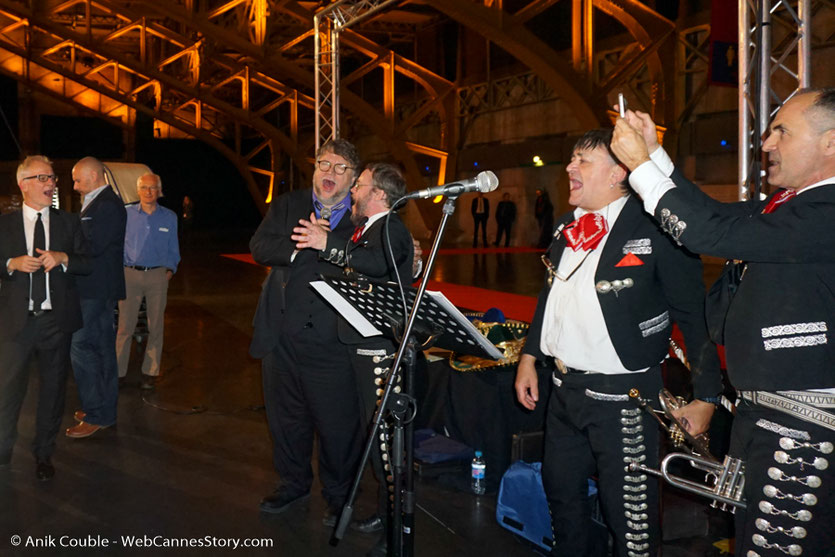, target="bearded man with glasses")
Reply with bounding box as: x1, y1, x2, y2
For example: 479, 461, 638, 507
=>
250, 139, 368, 521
